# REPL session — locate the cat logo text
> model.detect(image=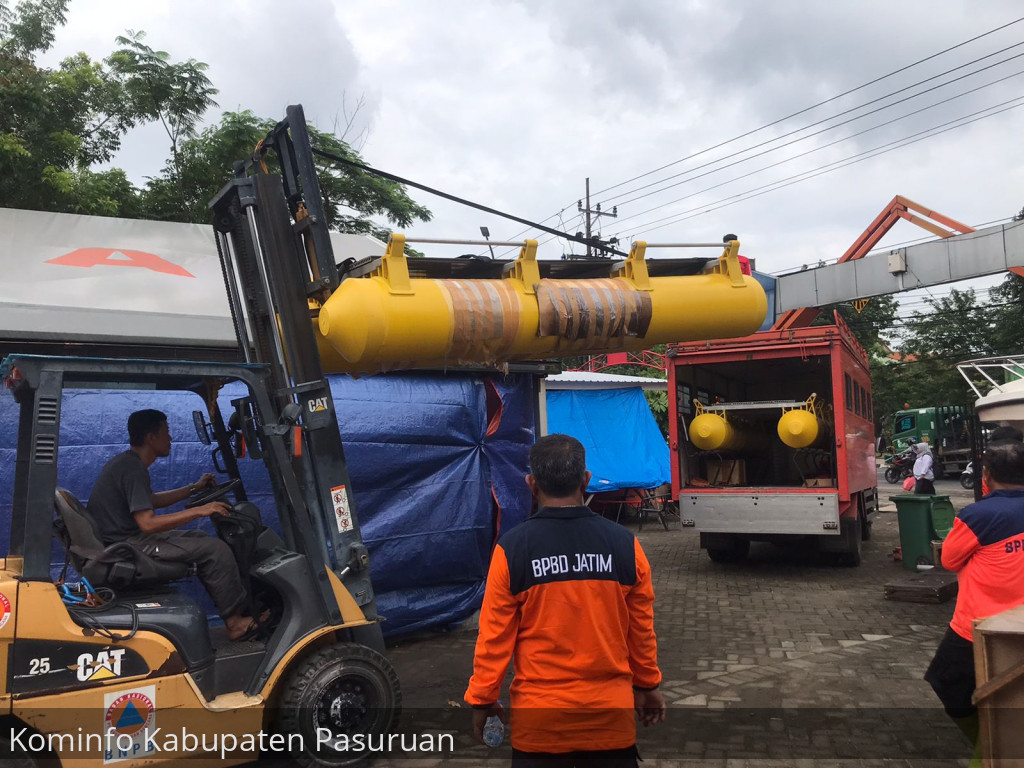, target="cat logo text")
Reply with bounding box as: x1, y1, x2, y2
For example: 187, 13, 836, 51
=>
77, 649, 126, 681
